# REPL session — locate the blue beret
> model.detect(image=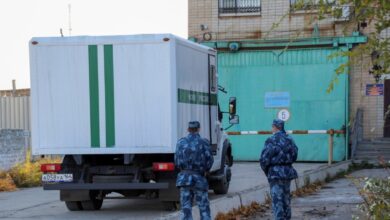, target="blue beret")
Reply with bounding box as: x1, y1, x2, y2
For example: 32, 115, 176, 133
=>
188, 121, 200, 128
272, 119, 285, 130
